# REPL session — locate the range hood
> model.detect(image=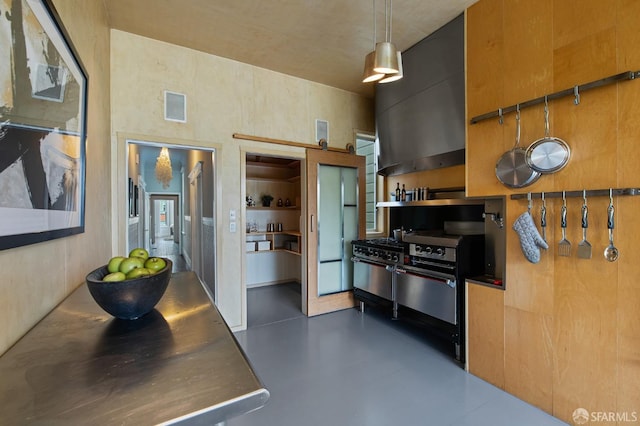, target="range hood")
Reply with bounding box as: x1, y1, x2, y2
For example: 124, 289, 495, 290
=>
375, 14, 464, 177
